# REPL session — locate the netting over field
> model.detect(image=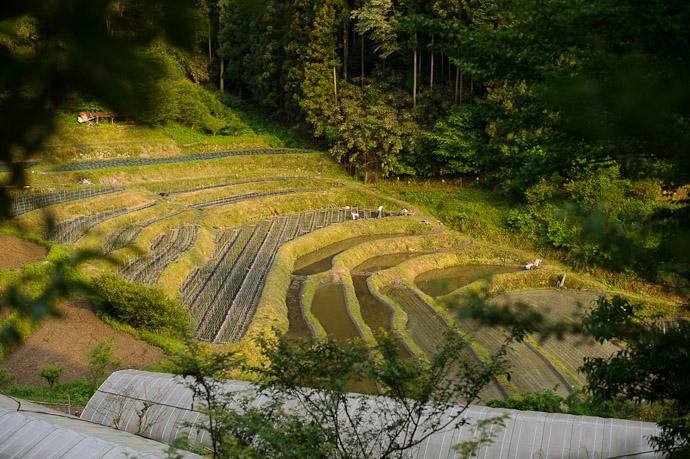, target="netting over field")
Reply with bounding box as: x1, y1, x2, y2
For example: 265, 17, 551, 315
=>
5, 186, 123, 219
119, 225, 198, 286
50, 202, 156, 244
0, 161, 39, 172
47, 148, 314, 172
183, 208, 395, 343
